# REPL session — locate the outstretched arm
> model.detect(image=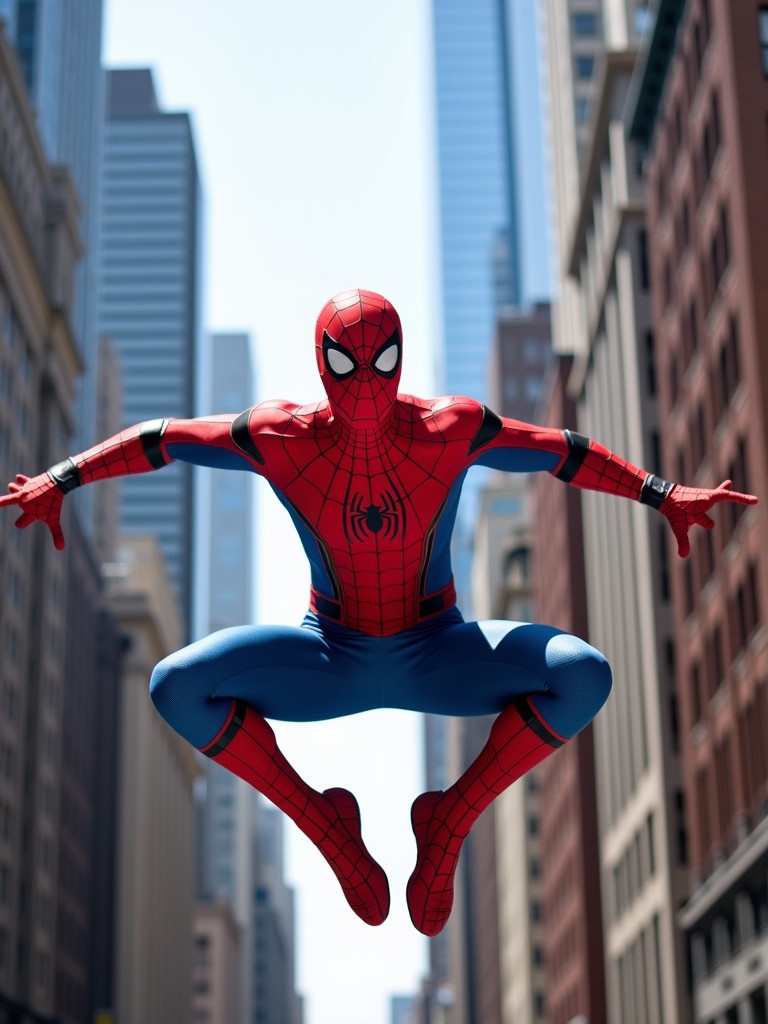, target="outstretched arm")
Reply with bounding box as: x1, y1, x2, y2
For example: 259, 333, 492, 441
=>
0, 413, 258, 549
466, 407, 757, 559
550, 429, 756, 557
